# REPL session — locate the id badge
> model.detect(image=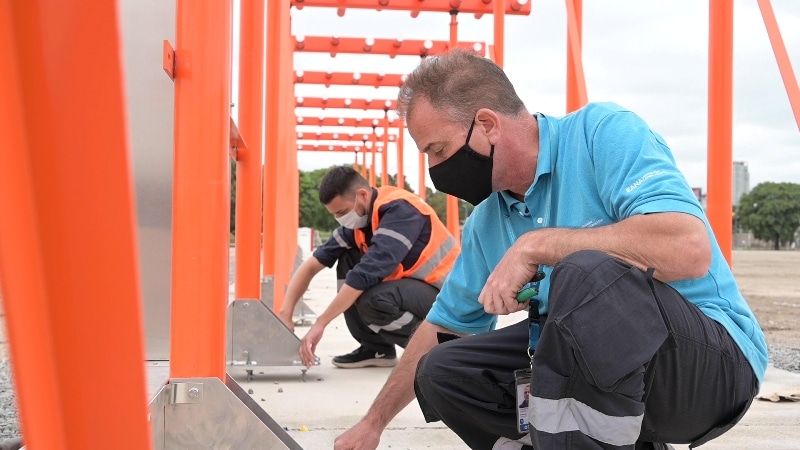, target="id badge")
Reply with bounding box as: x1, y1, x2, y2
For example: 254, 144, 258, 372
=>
514, 368, 531, 433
